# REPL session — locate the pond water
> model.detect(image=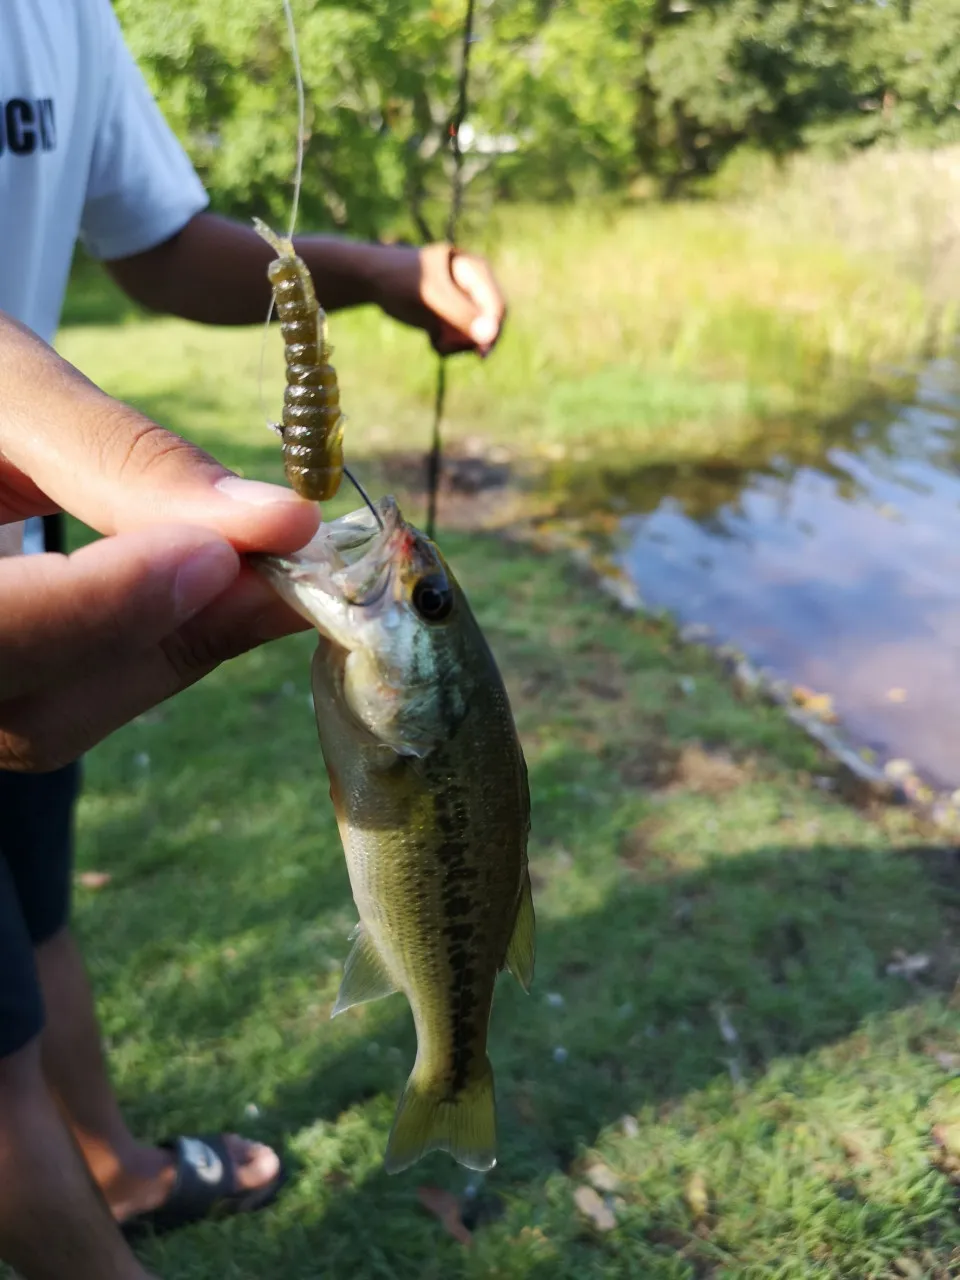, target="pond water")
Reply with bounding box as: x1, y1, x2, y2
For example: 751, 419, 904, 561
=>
611, 357, 960, 791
